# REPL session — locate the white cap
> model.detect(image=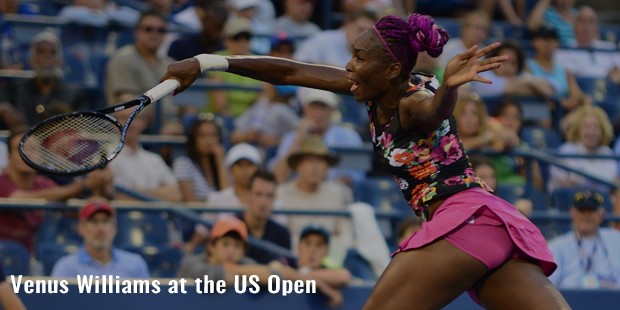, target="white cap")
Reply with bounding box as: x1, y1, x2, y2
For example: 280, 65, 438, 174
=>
231, 0, 259, 10
297, 87, 339, 109
225, 143, 262, 169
